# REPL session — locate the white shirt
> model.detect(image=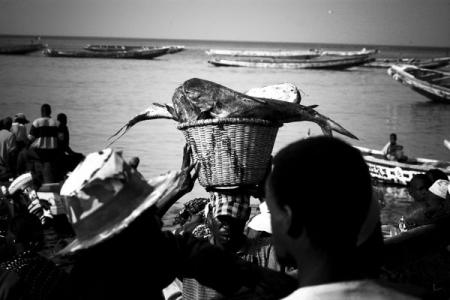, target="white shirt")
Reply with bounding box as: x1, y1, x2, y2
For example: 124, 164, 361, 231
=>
282, 280, 419, 300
